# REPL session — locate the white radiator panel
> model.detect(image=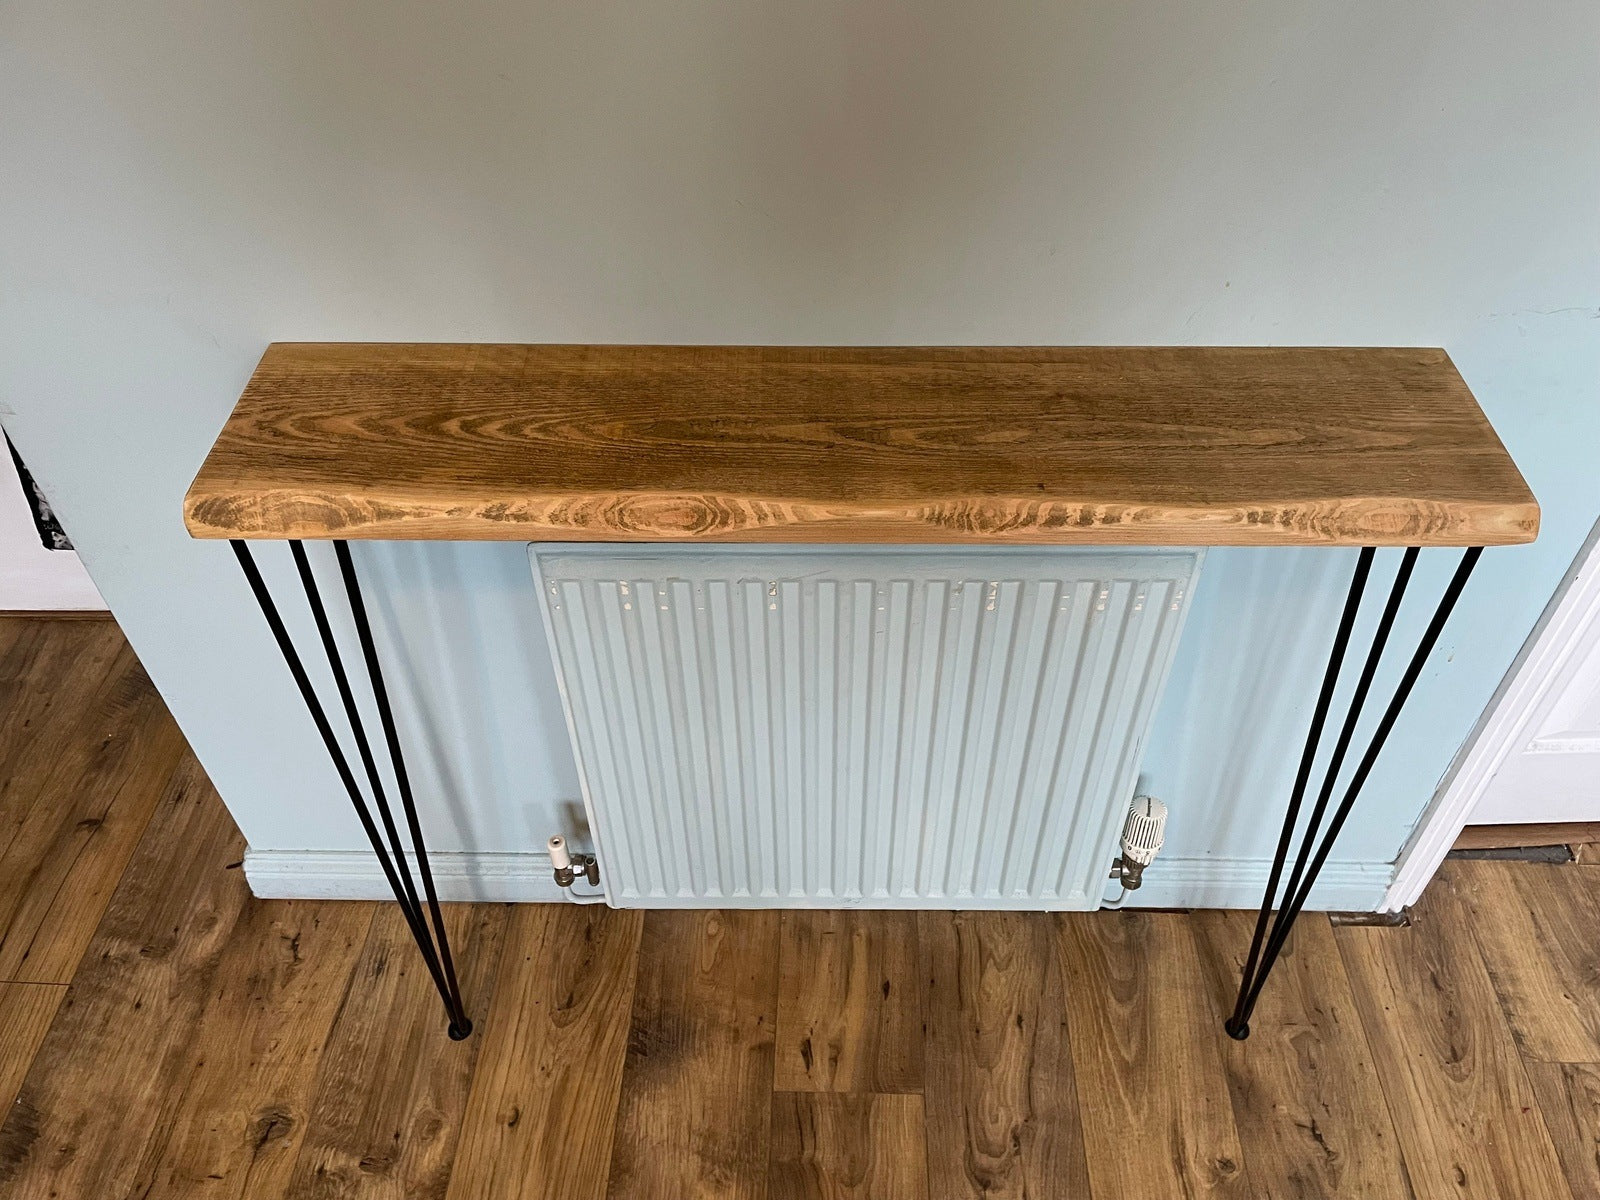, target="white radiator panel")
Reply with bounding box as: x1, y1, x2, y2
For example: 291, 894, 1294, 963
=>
531, 547, 1201, 909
